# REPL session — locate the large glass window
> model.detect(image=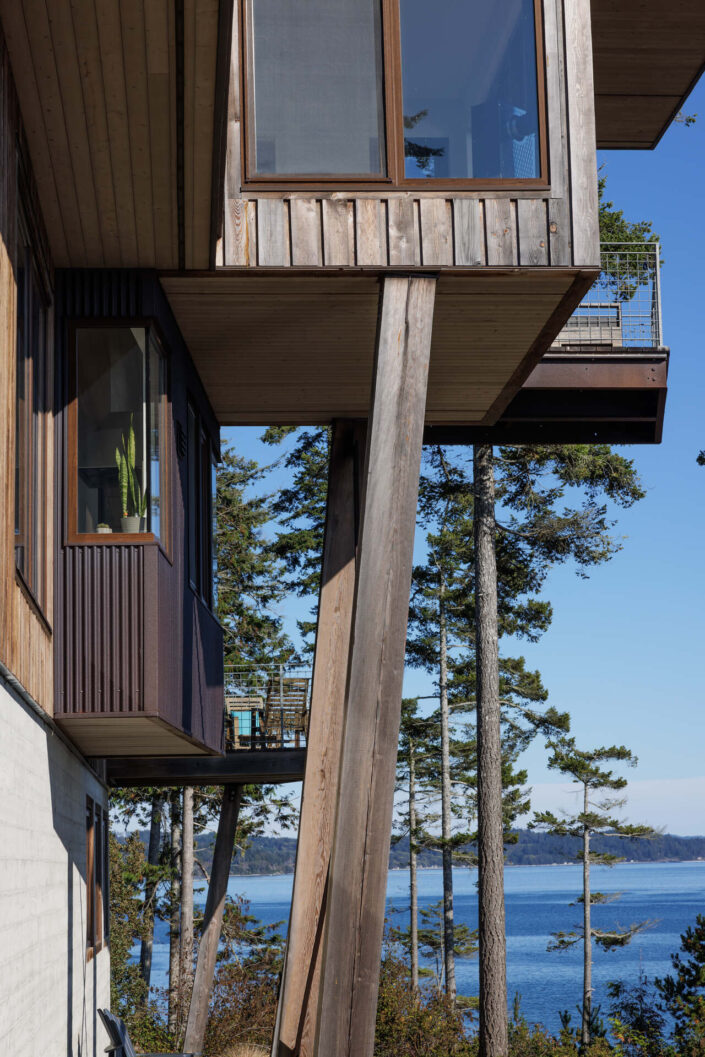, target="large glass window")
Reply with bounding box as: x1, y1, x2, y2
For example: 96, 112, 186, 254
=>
72, 327, 167, 539
245, 0, 544, 184
247, 0, 387, 176
400, 0, 540, 179
15, 206, 49, 611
